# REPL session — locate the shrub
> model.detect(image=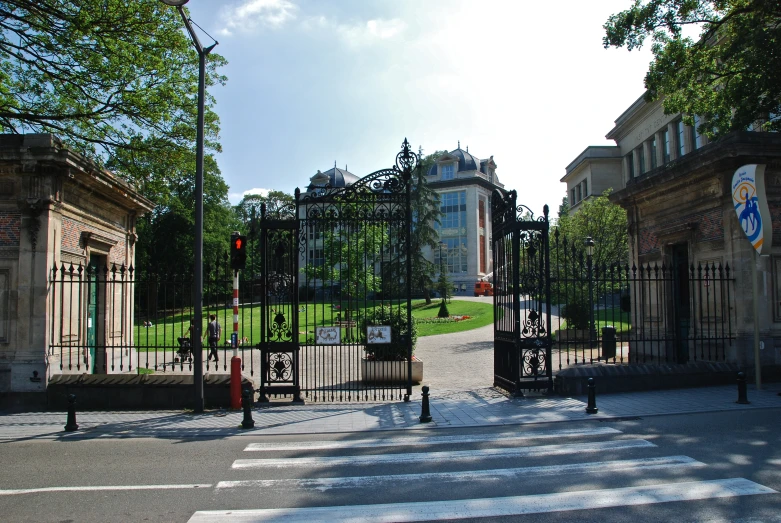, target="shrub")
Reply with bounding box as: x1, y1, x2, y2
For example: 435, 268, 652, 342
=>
437, 300, 450, 318
360, 306, 417, 361
561, 300, 590, 330
620, 293, 631, 313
